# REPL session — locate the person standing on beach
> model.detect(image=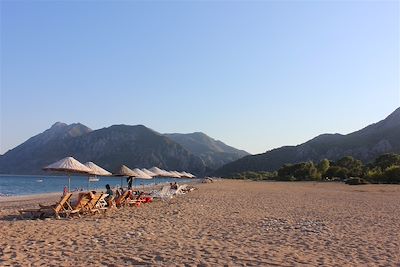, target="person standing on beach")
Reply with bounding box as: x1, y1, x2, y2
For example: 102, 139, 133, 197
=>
63, 185, 68, 196
127, 176, 133, 190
